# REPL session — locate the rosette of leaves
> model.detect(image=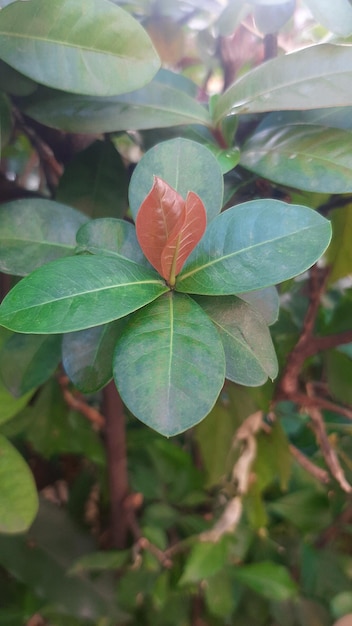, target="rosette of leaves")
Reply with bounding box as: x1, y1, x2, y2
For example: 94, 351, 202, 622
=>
0, 139, 331, 436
